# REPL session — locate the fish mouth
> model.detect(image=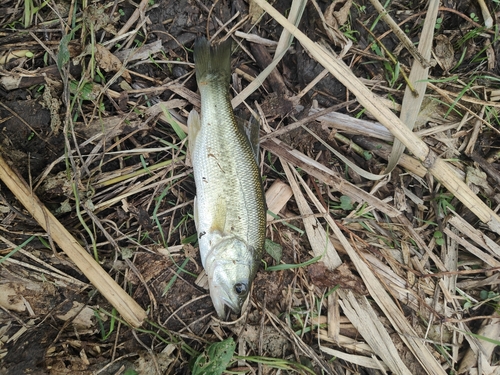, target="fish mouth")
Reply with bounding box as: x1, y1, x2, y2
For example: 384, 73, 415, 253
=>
210, 286, 242, 318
